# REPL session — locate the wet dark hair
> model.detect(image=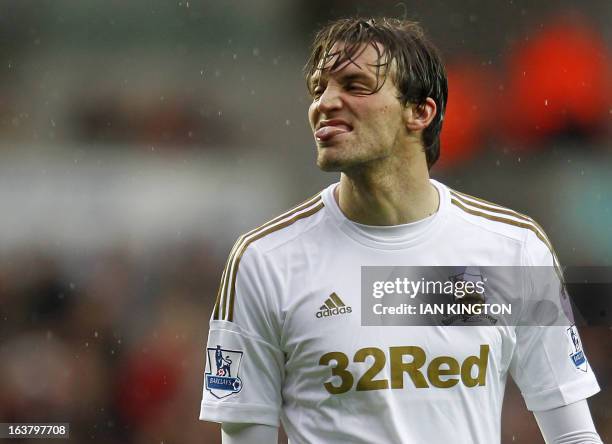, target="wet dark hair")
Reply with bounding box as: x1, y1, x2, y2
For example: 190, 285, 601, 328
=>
305, 17, 448, 169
